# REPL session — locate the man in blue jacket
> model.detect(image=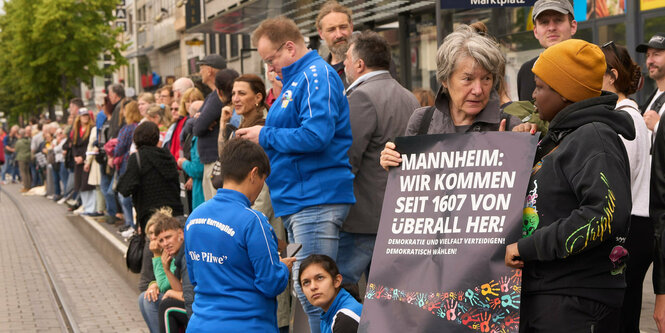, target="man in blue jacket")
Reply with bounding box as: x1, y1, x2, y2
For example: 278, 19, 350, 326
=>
236, 16, 355, 333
